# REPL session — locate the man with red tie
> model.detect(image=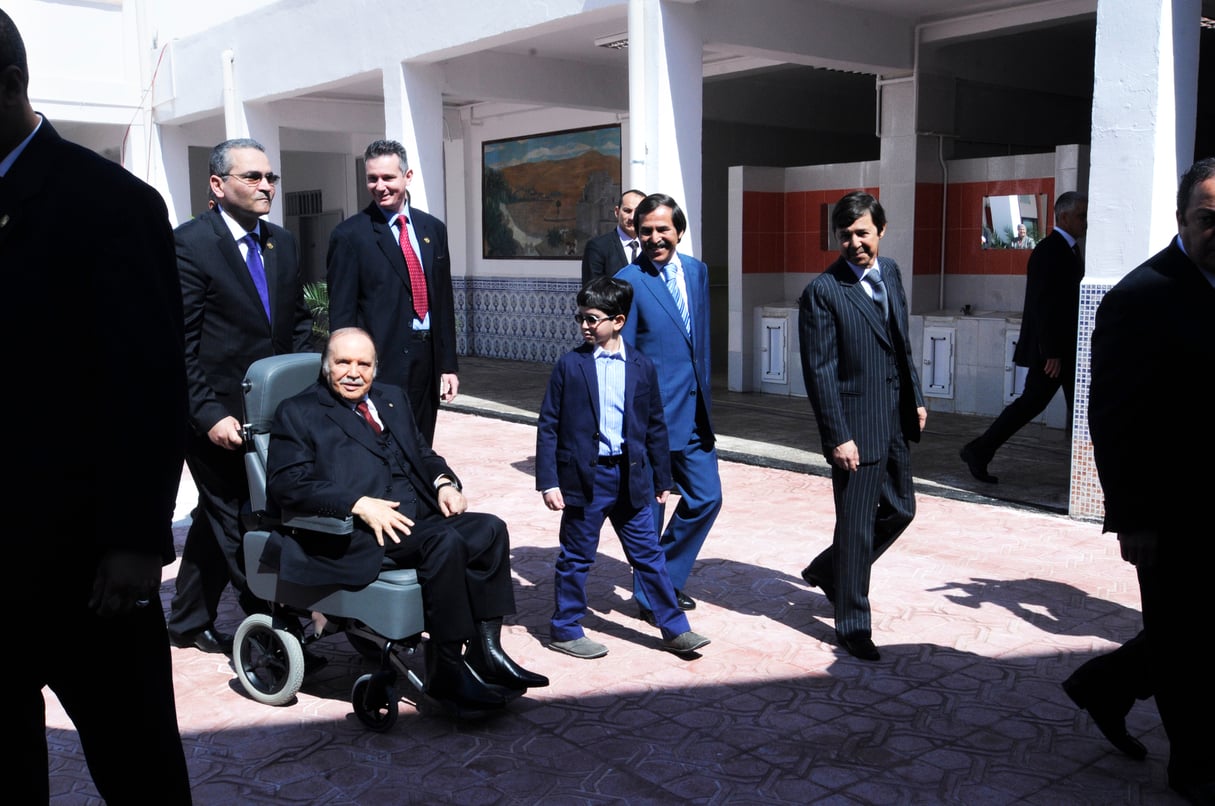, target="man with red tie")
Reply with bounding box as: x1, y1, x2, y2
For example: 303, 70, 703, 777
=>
327, 140, 458, 443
